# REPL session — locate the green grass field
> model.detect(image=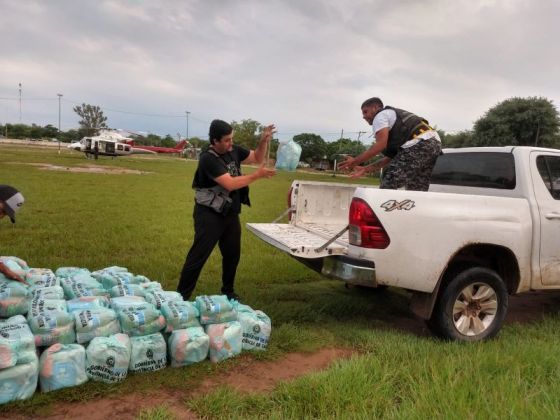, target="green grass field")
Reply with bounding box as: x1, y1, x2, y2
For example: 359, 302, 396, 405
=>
2, 144, 560, 419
